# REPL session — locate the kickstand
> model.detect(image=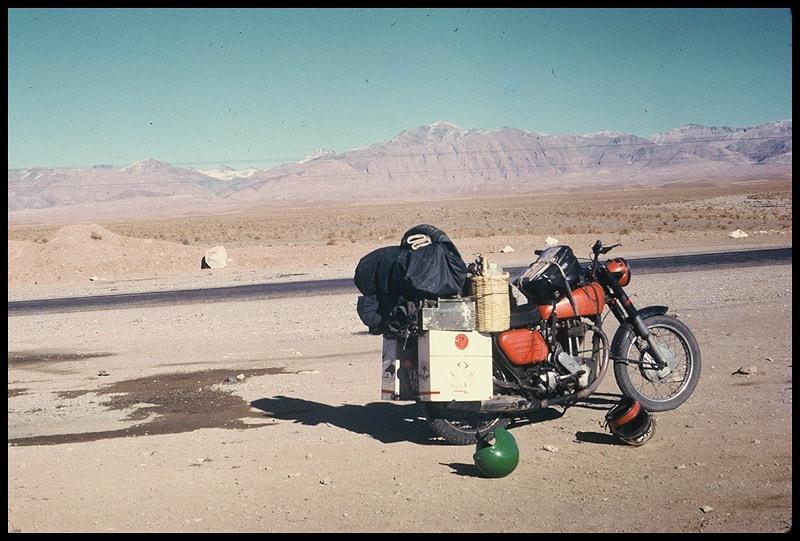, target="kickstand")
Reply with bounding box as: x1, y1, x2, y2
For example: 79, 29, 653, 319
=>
474, 410, 489, 443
